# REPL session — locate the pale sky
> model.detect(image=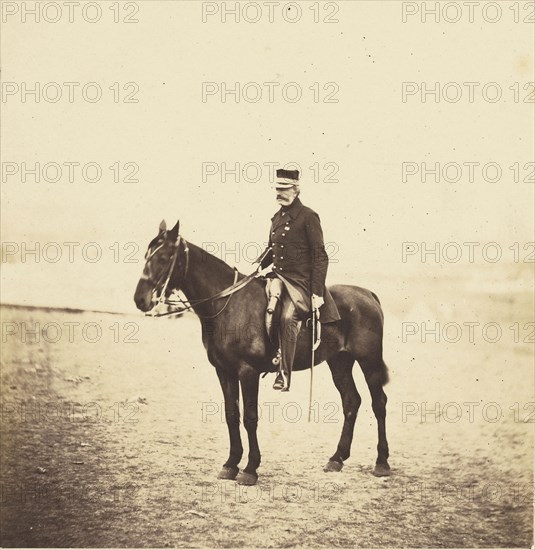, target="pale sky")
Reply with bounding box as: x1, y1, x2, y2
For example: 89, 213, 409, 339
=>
2, 1, 533, 312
